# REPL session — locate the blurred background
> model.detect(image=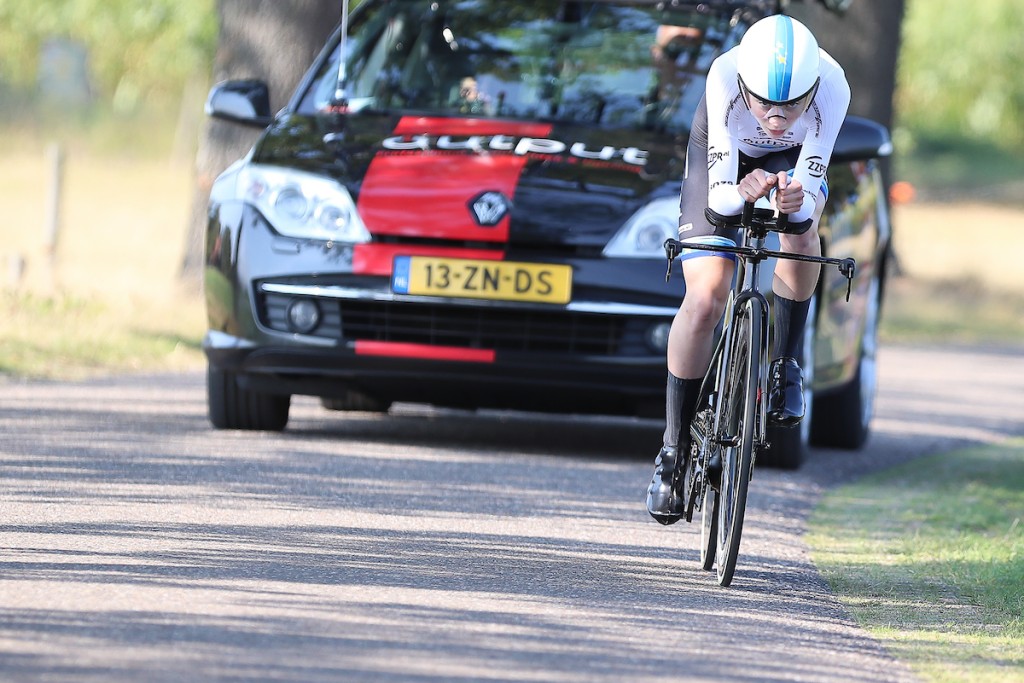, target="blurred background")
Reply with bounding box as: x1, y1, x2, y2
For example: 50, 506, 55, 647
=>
1, 0, 1022, 378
